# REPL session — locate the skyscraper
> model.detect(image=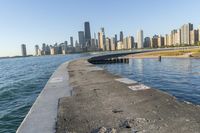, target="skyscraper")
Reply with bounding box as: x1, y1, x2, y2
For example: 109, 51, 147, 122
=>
137, 30, 144, 48
64, 41, 68, 47
114, 34, 118, 43
21, 44, 27, 56
78, 31, 85, 48
70, 36, 74, 47
50, 46, 56, 55
164, 34, 170, 46
42, 43, 46, 51
171, 29, 177, 45
181, 23, 193, 45
84, 22, 91, 46
144, 37, 151, 48
98, 28, 106, 50
127, 36, 134, 49
151, 35, 159, 48
94, 32, 98, 47
123, 36, 133, 49
158, 35, 165, 47
120, 31, 123, 42
62, 43, 68, 55
123, 37, 128, 49
110, 37, 116, 51
91, 38, 97, 50
35, 45, 39, 56
117, 41, 123, 50
105, 37, 111, 51
176, 29, 181, 45
190, 29, 198, 44
75, 40, 79, 47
